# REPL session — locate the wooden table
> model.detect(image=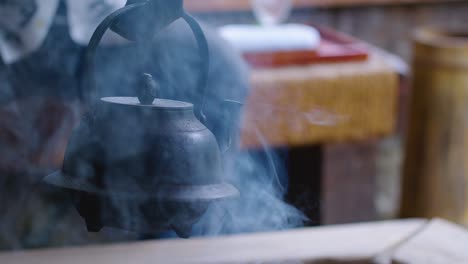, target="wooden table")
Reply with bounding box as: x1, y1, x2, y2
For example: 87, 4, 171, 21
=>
241, 53, 398, 148
240, 51, 399, 225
